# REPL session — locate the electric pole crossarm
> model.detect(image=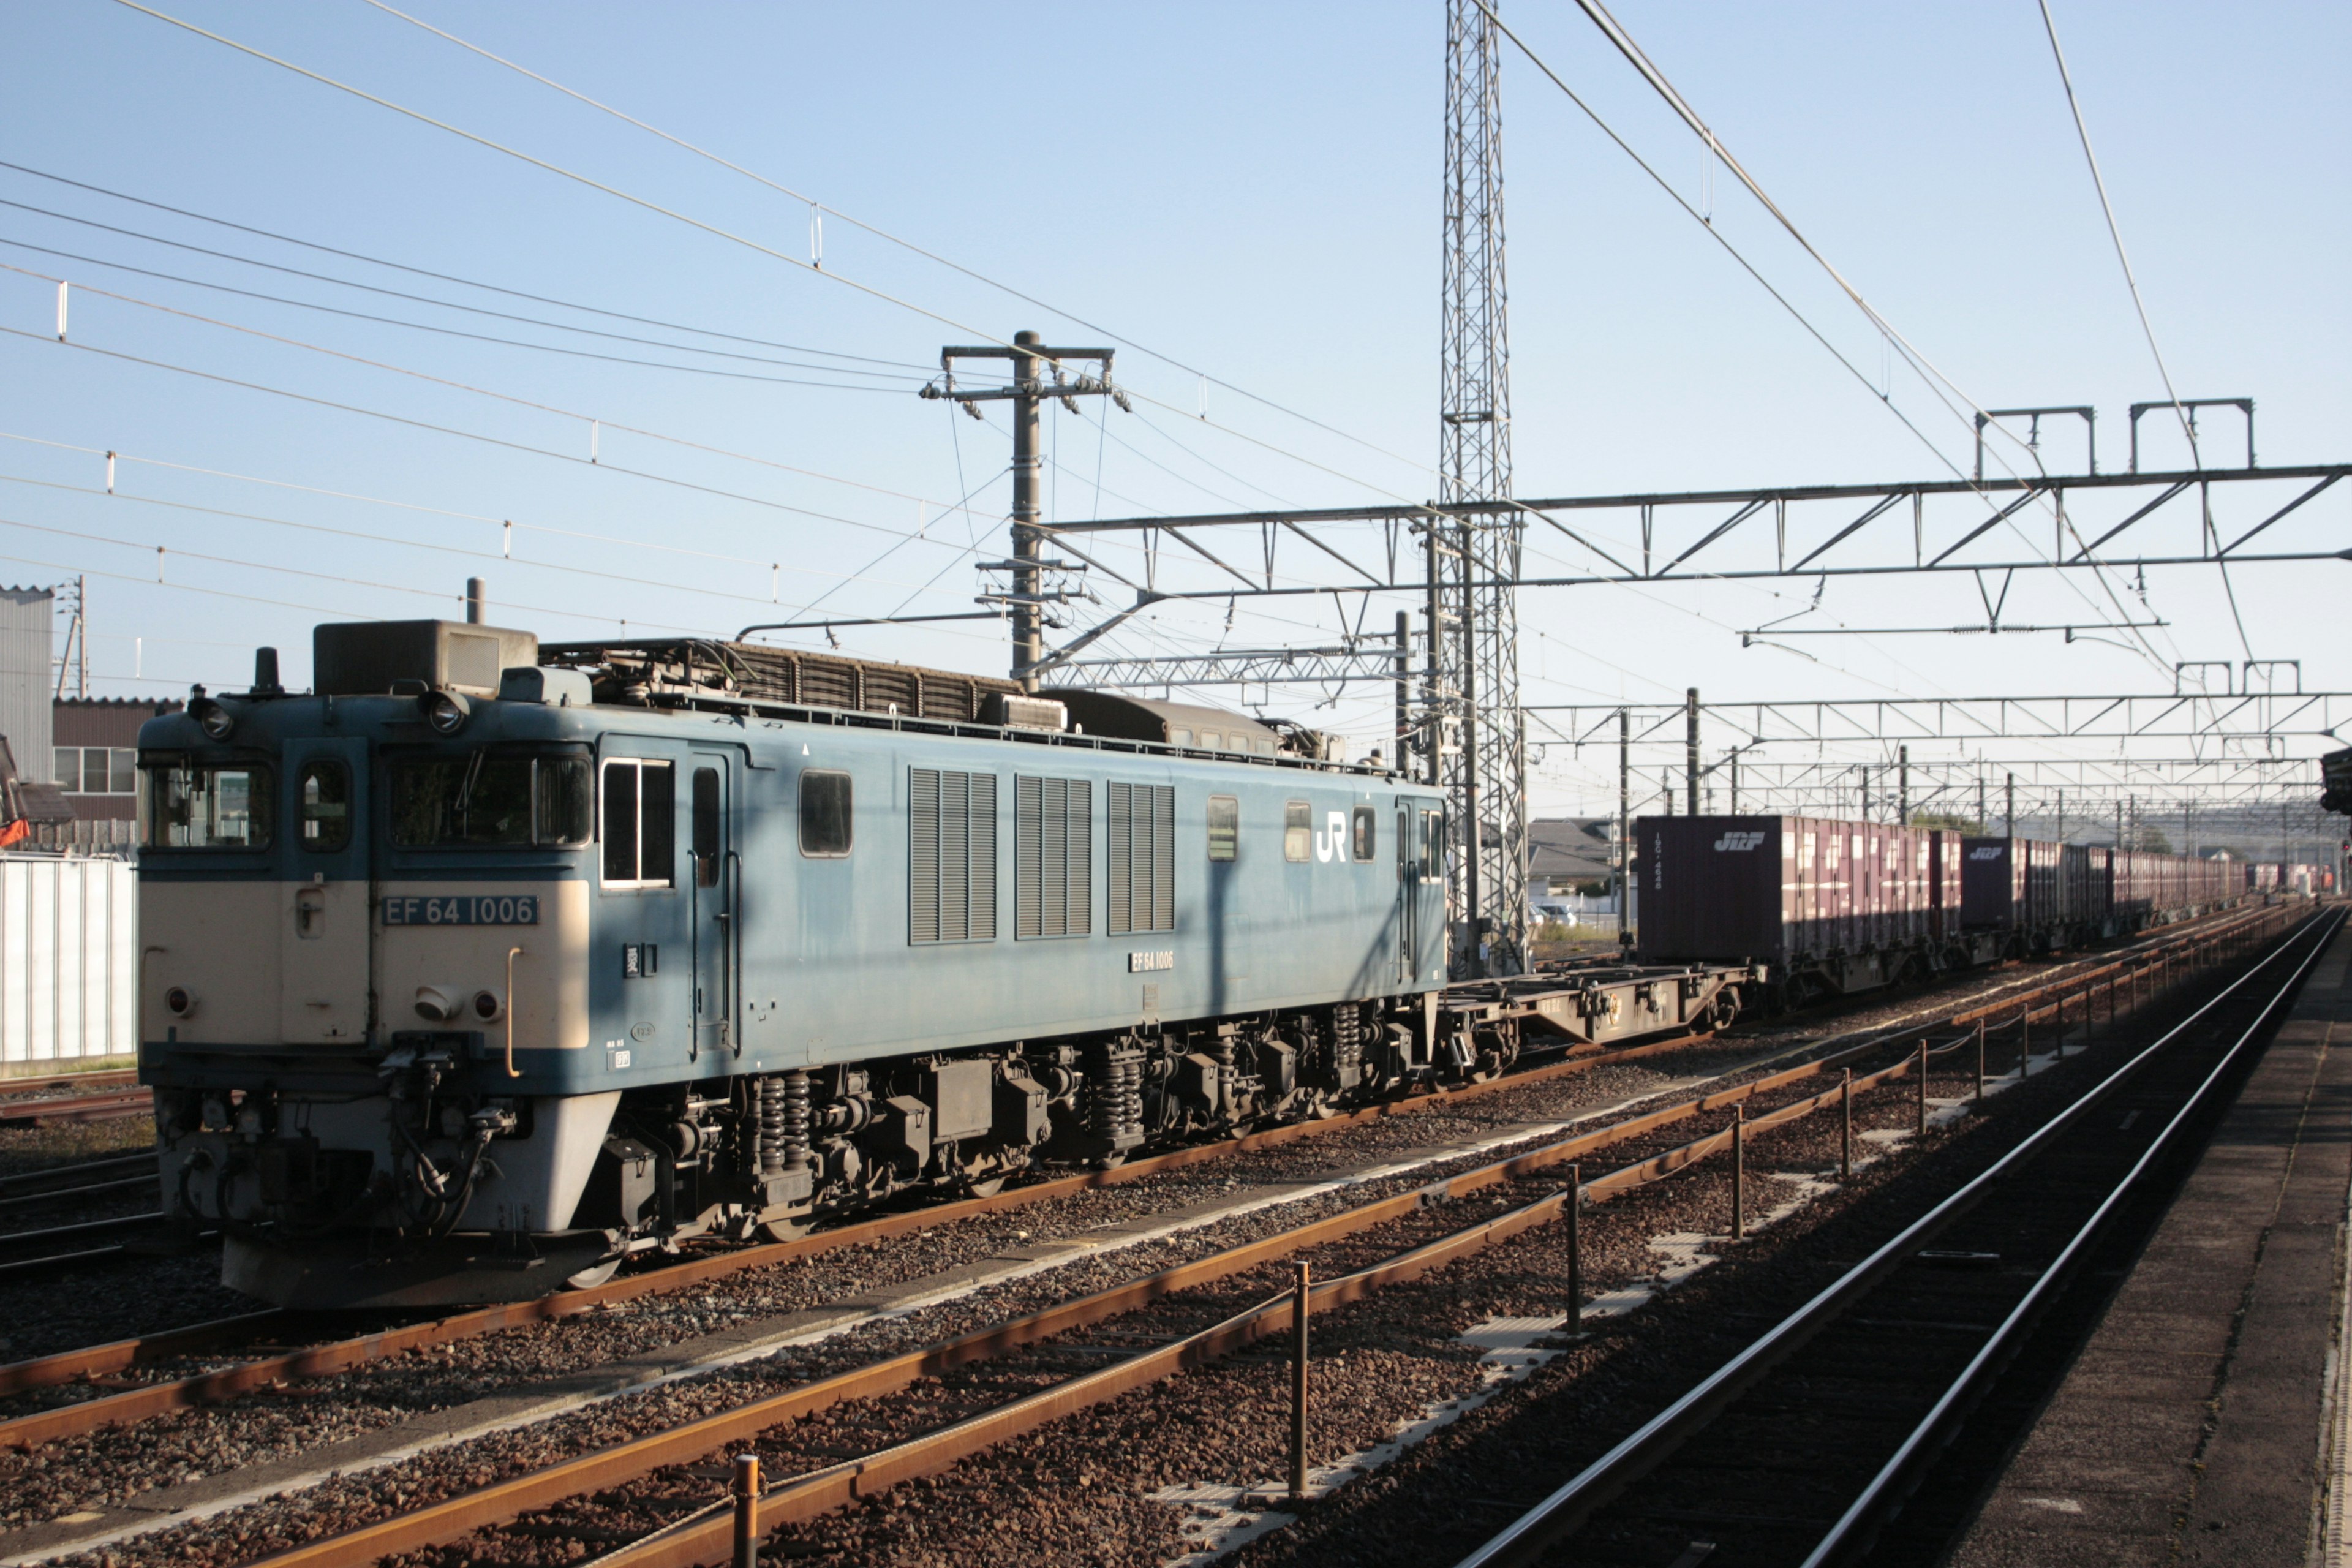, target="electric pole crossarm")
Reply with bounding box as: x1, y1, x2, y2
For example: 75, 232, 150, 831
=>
922, 331, 1125, 690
